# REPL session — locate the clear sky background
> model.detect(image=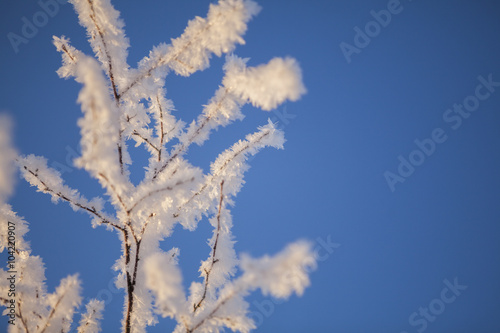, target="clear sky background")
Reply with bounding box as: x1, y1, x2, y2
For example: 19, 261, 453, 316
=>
1, 0, 500, 332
